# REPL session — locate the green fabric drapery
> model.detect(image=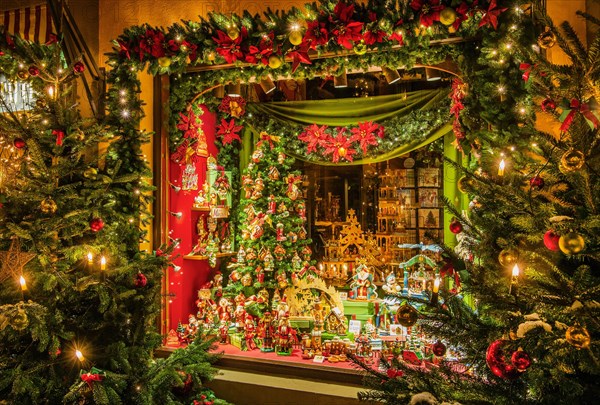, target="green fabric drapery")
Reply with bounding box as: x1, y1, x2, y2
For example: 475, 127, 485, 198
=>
246, 88, 448, 127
